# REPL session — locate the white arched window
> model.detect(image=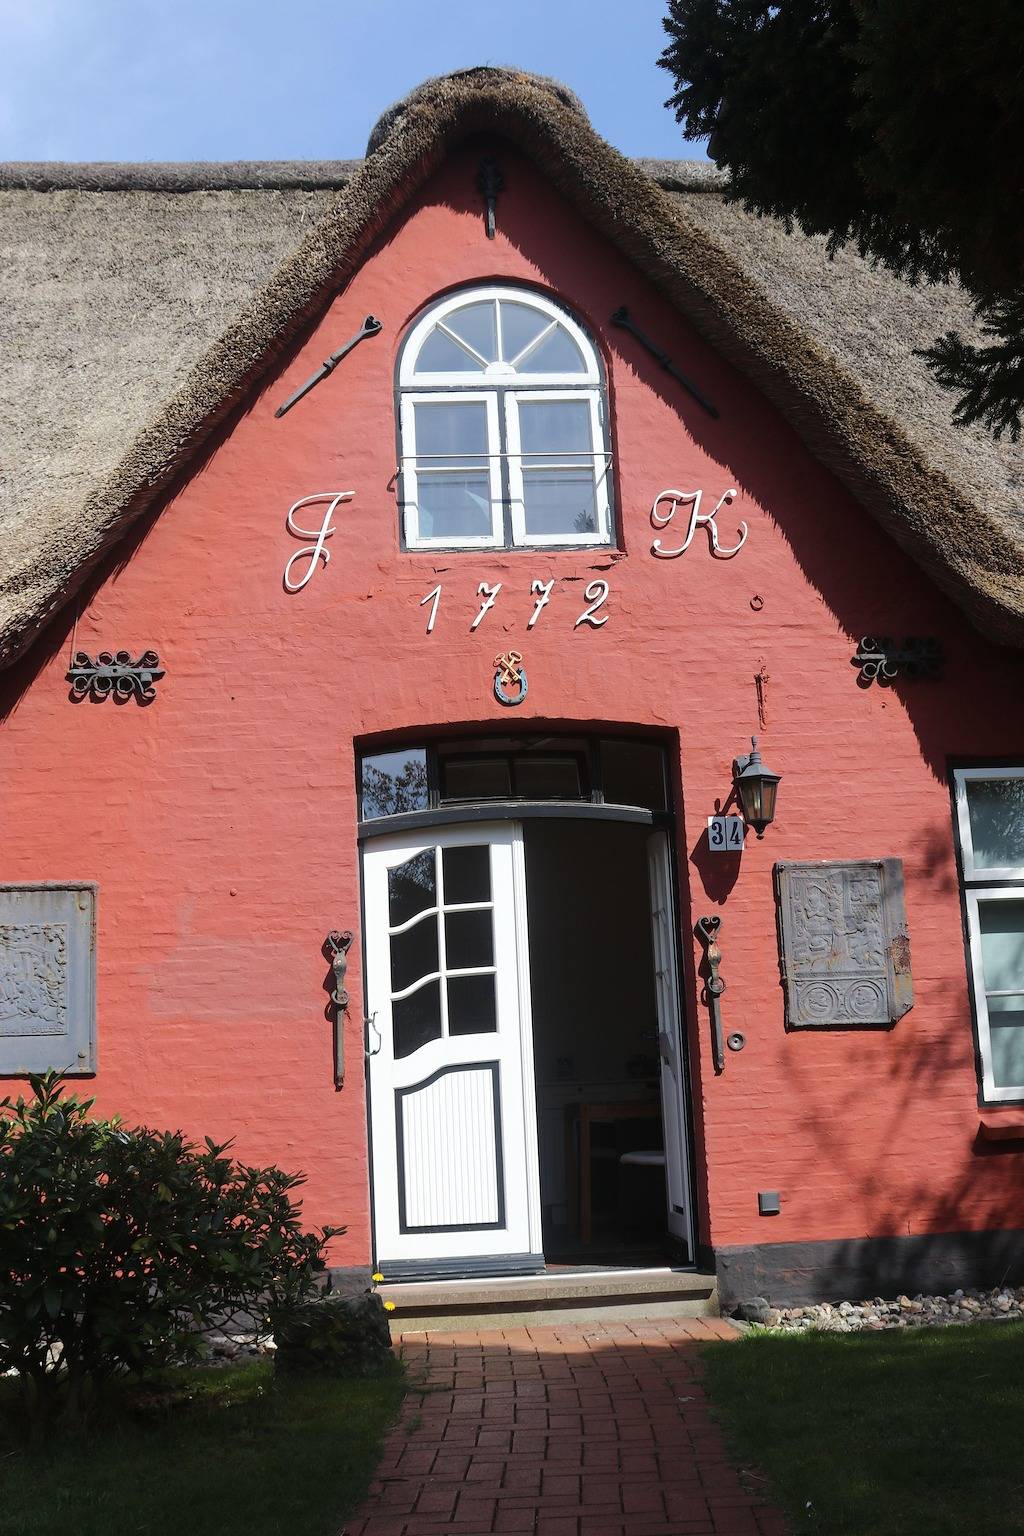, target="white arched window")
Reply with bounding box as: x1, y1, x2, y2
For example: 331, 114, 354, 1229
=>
397, 285, 613, 550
